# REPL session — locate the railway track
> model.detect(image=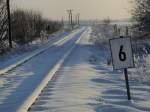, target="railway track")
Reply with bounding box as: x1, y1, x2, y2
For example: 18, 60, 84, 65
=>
28, 27, 91, 112
0, 27, 88, 112
0, 29, 83, 76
